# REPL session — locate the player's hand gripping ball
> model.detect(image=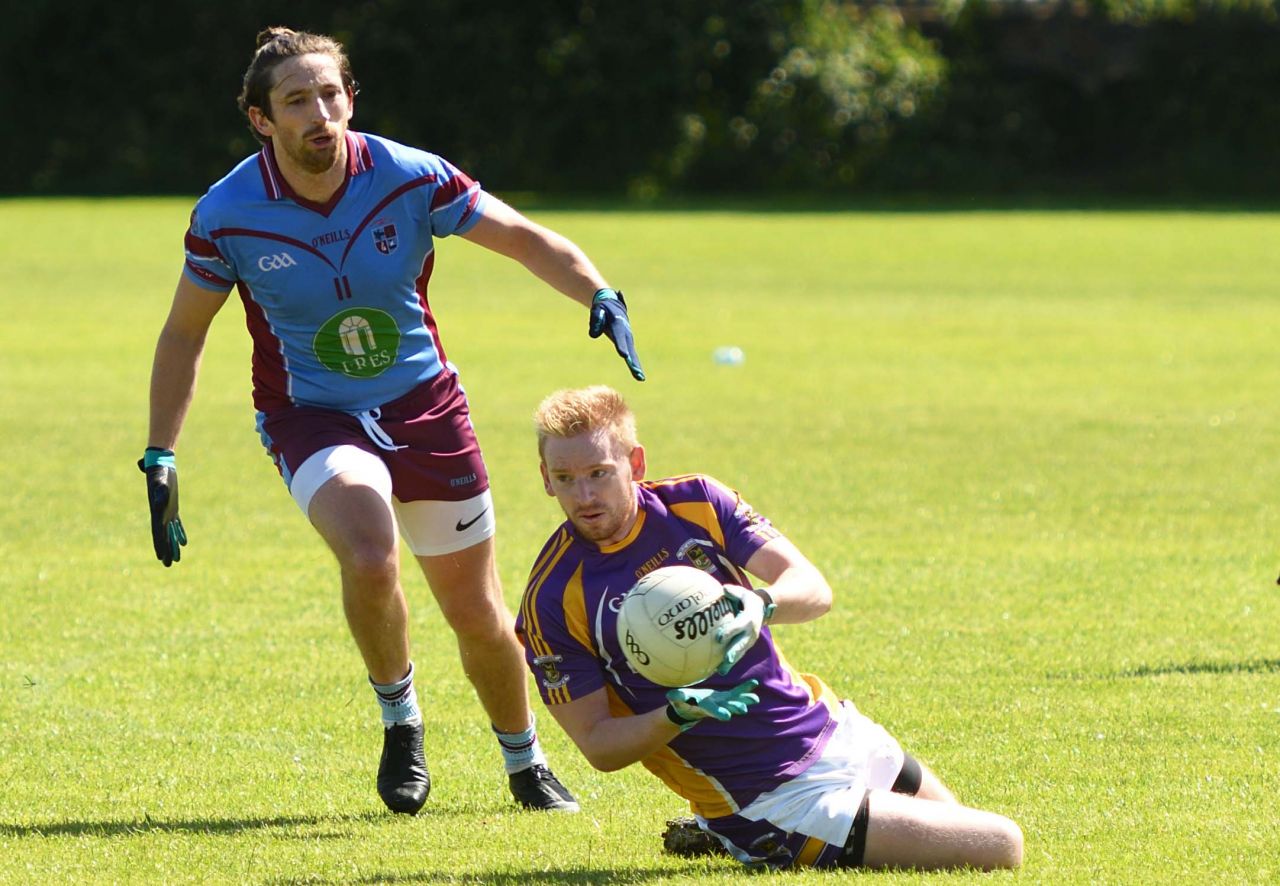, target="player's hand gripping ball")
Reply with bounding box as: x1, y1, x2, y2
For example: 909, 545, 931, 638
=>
616, 566, 737, 687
